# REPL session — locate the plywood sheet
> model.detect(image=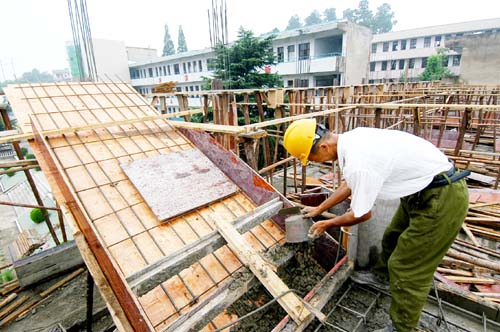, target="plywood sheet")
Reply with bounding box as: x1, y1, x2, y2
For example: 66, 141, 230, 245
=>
121, 149, 238, 221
